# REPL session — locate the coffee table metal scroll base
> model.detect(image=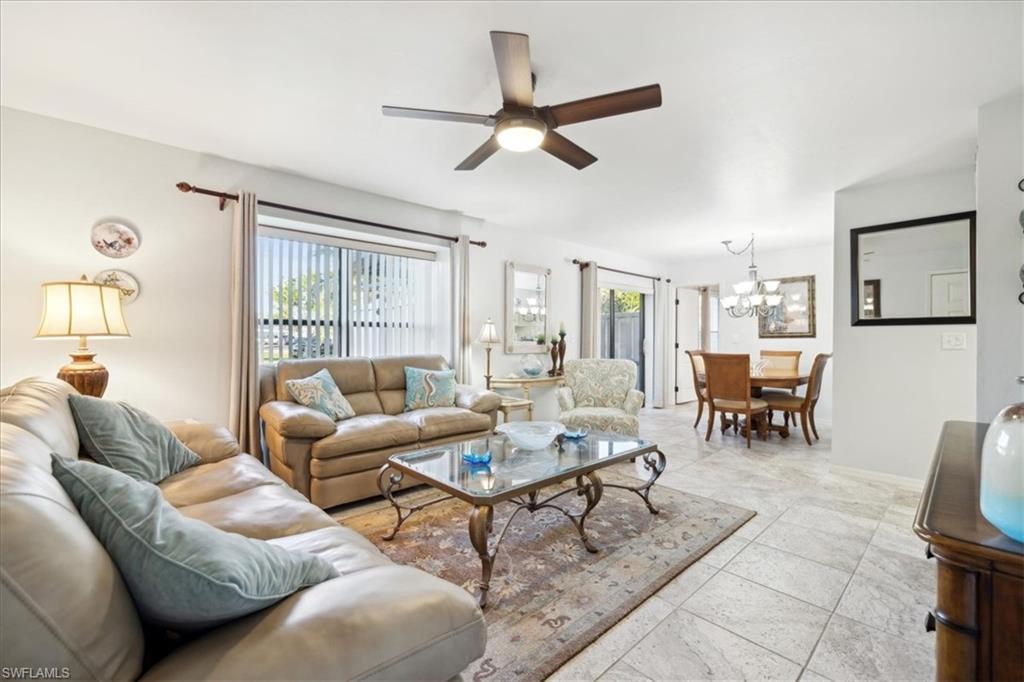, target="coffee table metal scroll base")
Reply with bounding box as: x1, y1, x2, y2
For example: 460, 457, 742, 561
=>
377, 447, 667, 608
